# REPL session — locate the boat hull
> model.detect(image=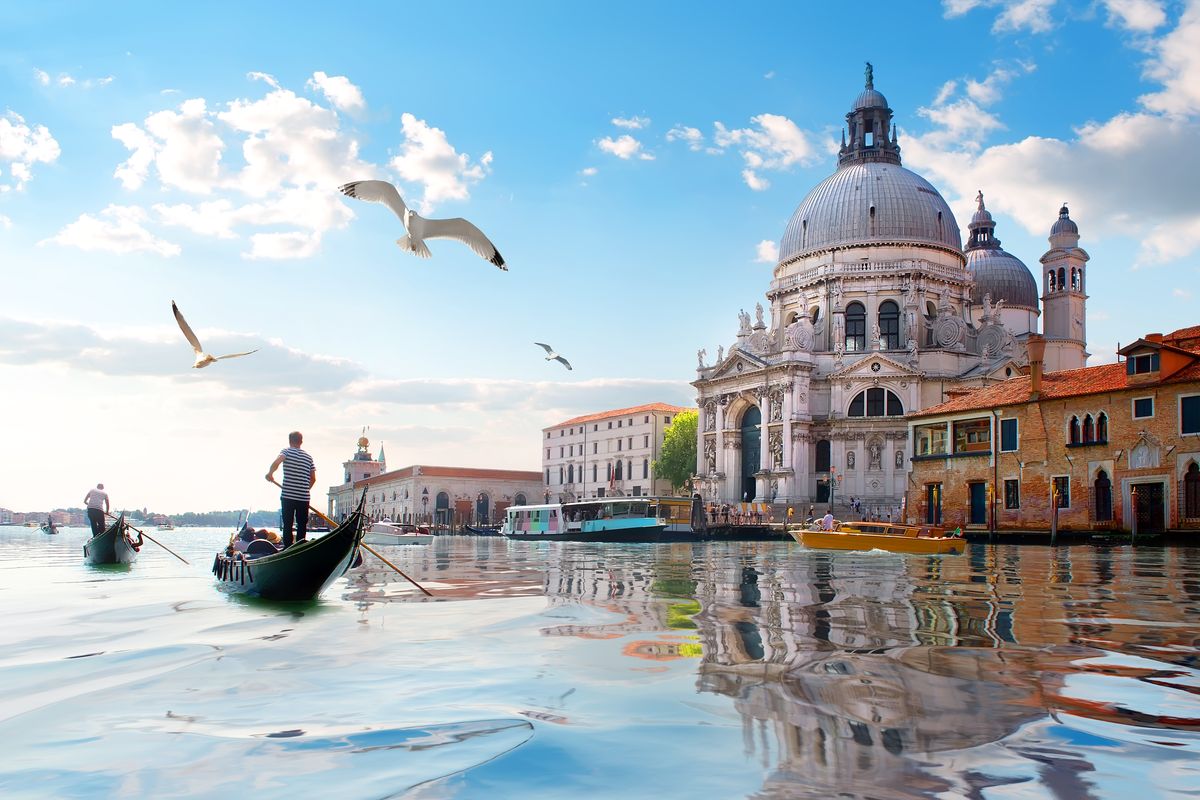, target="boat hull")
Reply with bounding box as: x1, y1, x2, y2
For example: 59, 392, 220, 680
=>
794, 528, 965, 555
83, 517, 138, 565
363, 531, 432, 545
505, 523, 679, 543
212, 511, 365, 601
